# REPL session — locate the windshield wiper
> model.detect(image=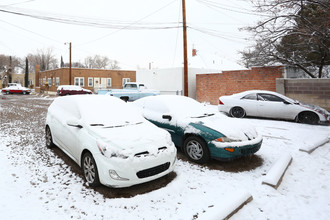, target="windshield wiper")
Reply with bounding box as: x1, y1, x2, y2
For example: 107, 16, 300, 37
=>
191, 113, 215, 118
